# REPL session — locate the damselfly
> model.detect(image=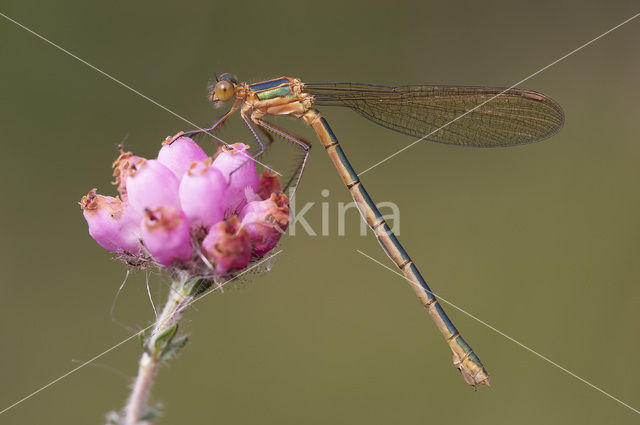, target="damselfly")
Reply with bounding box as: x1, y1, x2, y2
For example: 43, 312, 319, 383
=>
169, 74, 565, 387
